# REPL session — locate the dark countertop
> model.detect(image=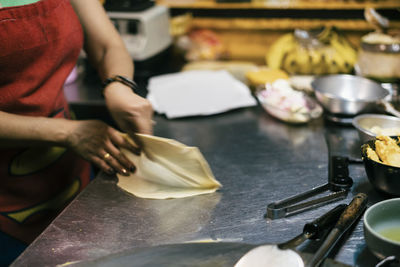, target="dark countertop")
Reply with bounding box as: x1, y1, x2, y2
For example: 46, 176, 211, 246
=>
11, 73, 391, 267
